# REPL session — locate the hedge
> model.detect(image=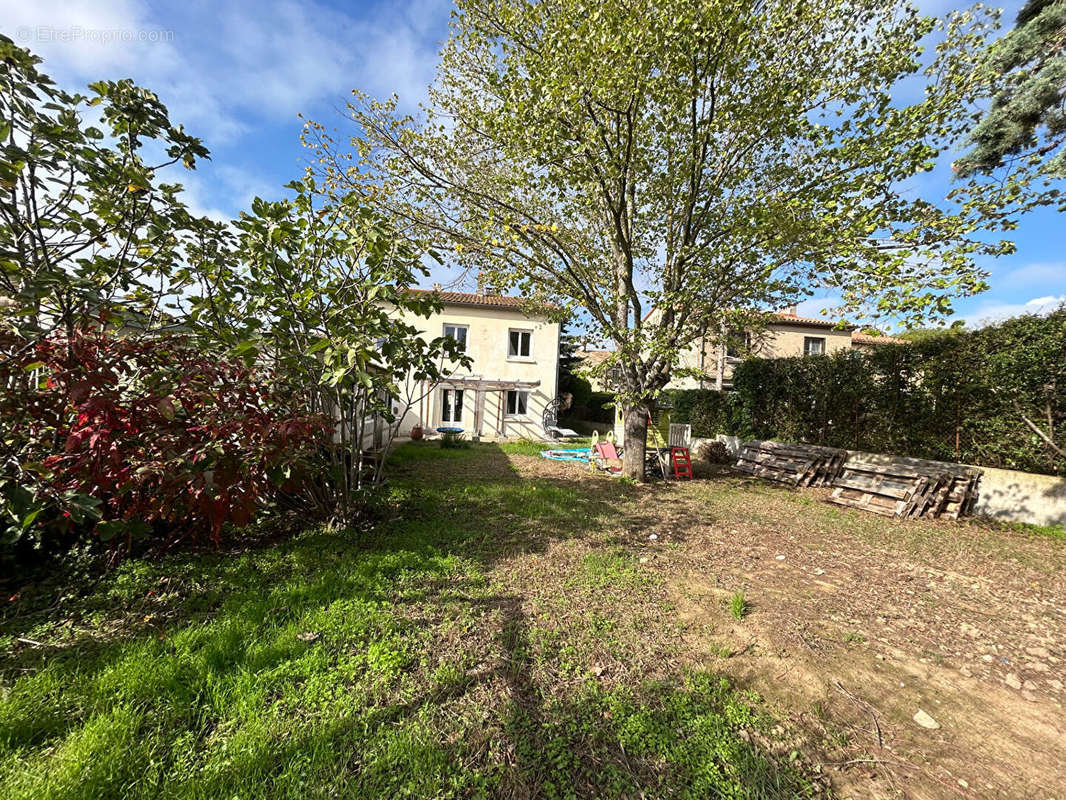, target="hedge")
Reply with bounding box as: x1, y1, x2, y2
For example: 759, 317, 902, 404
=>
561, 381, 615, 424
666, 310, 1066, 476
